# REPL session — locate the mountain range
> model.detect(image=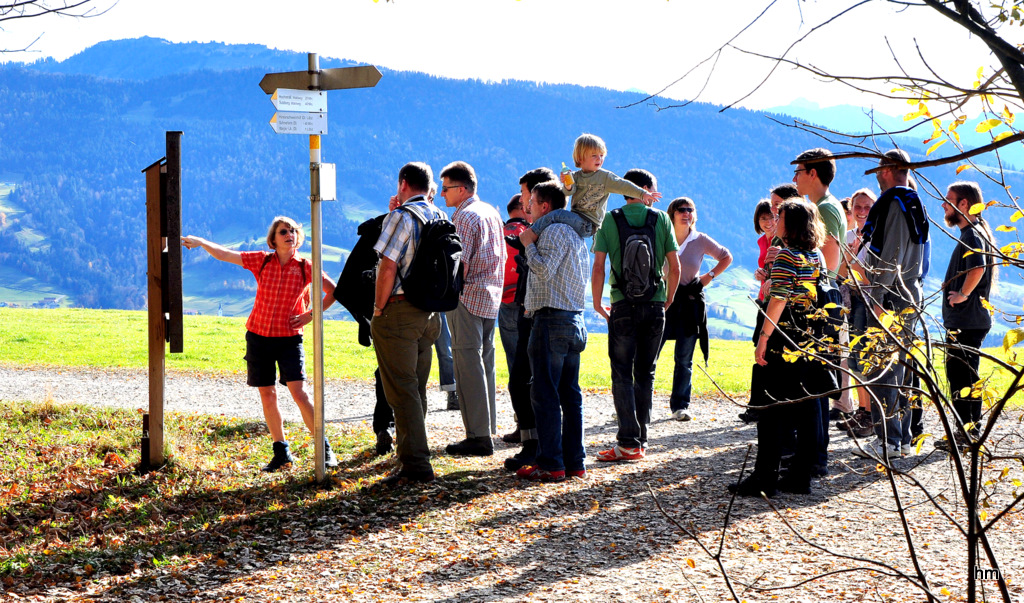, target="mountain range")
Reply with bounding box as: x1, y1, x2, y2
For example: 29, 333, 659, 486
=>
0, 37, 1020, 342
